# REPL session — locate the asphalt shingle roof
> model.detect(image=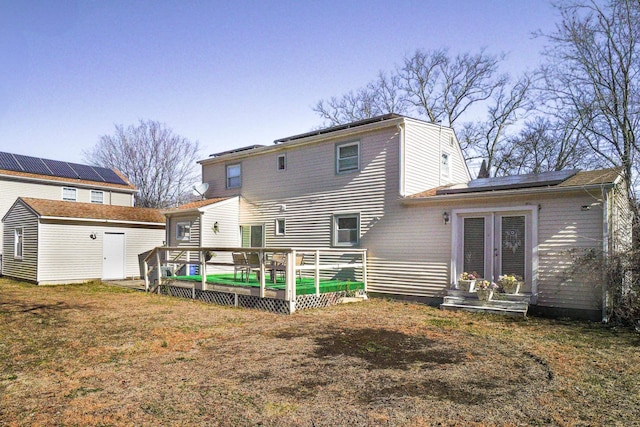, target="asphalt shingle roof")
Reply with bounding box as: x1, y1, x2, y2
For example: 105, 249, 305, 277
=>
18, 197, 165, 224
